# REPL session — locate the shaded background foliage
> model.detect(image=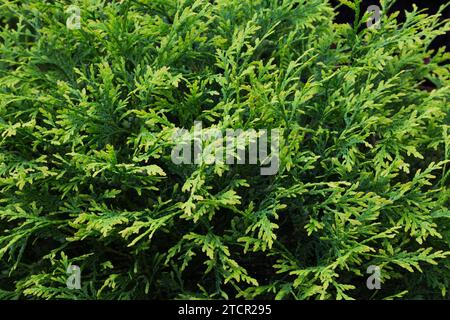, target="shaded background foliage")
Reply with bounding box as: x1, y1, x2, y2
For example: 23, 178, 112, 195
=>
0, 0, 449, 299
332, 0, 450, 50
